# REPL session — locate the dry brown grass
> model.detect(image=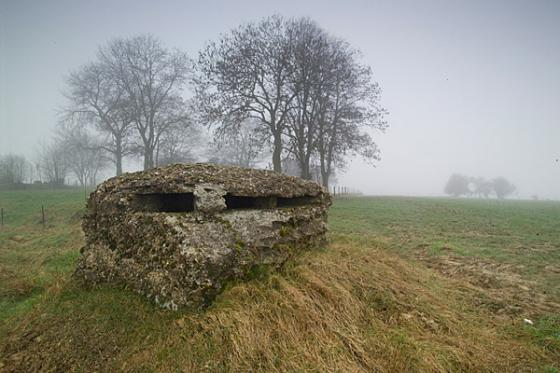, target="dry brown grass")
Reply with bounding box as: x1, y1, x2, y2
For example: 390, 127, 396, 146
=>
118, 238, 554, 372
